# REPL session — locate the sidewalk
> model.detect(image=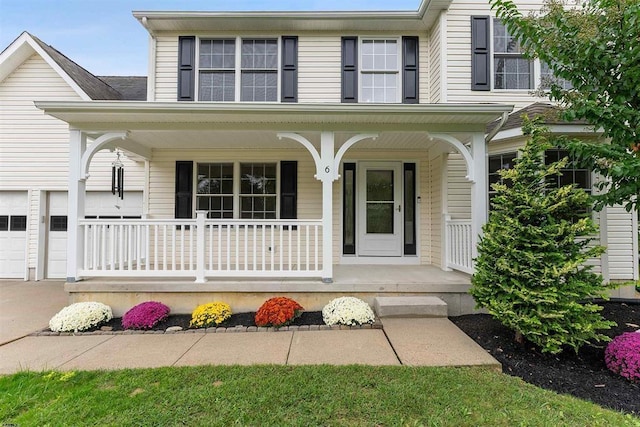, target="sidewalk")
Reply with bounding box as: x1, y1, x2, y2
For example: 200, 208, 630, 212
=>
0, 280, 500, 374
